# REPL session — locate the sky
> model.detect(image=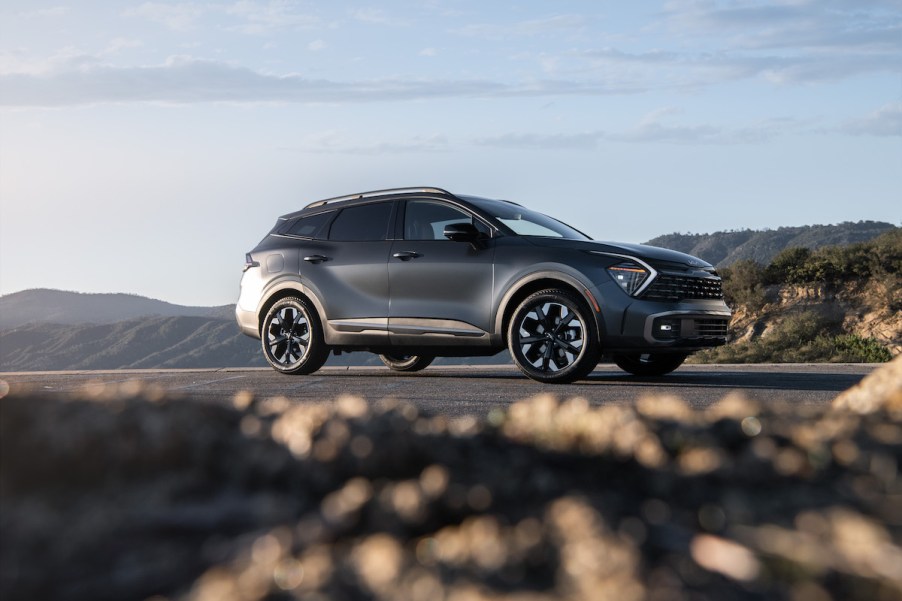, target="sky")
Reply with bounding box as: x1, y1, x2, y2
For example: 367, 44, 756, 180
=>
0, 1, 900, 306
